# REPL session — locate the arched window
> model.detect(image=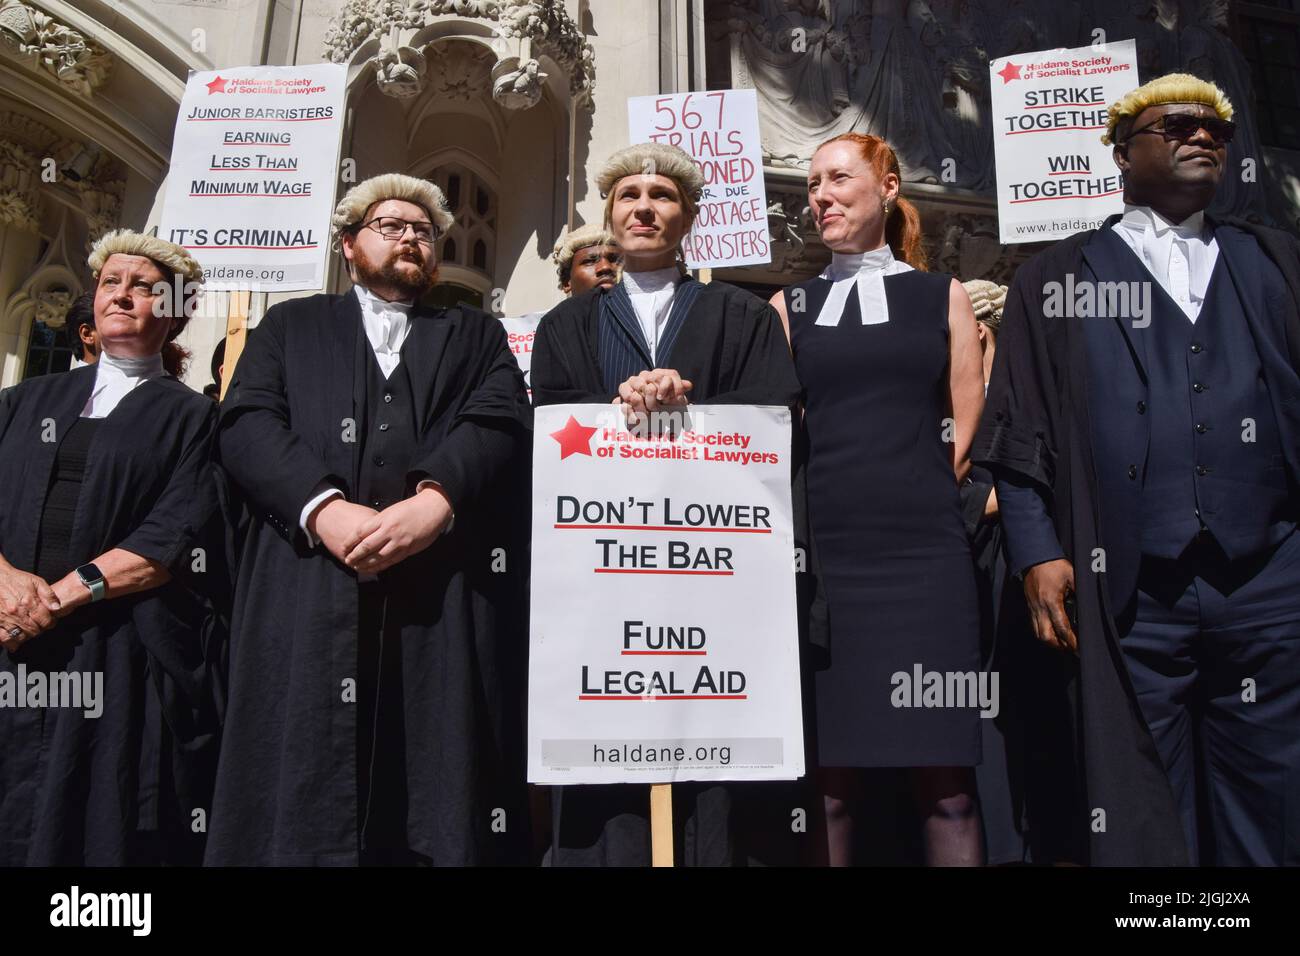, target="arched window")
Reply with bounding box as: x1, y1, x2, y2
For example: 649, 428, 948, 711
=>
429, 163, 497, 282
24, 319, 75, 379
